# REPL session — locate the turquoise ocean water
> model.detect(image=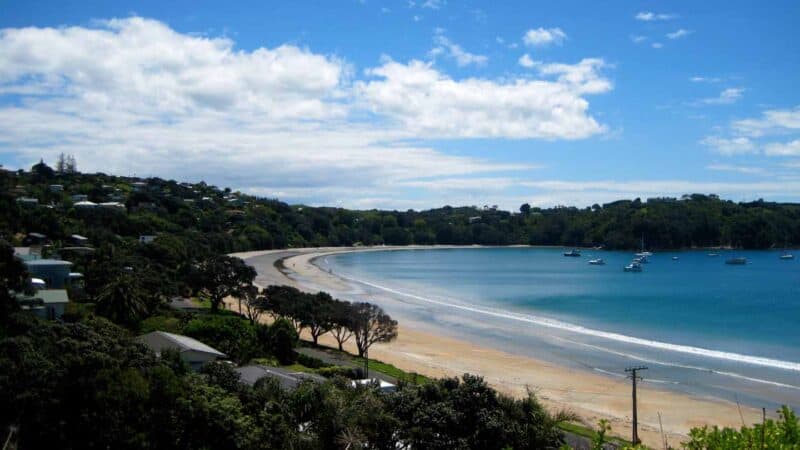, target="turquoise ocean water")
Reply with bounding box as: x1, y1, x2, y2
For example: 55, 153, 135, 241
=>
321, 248, 800, 409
